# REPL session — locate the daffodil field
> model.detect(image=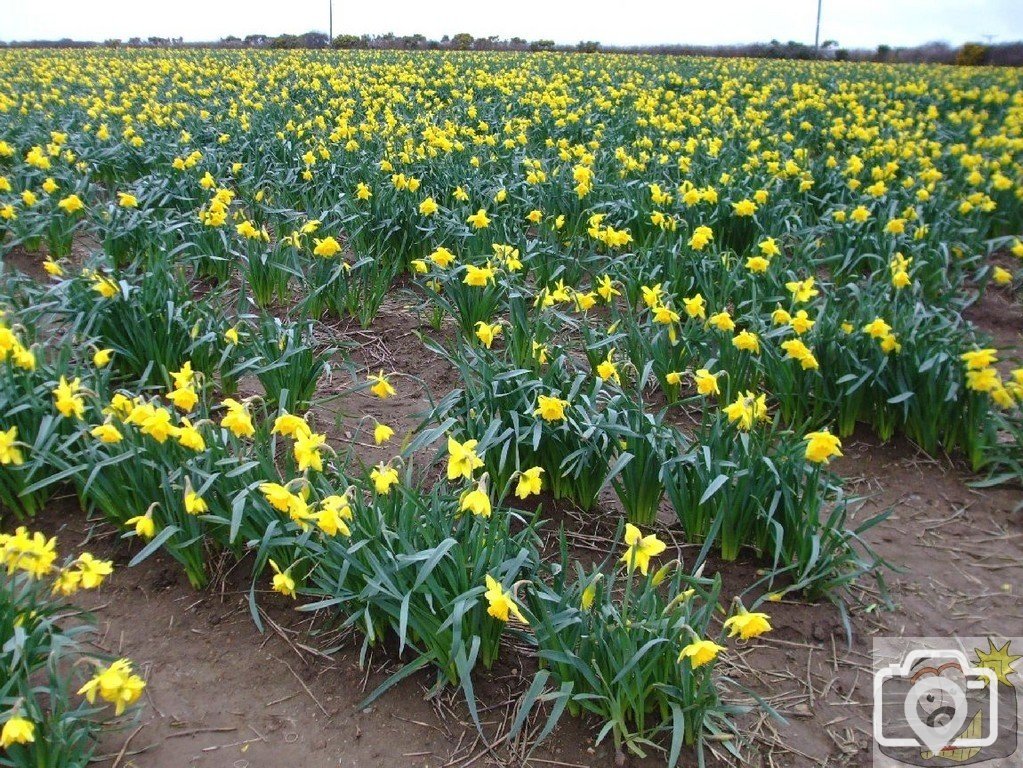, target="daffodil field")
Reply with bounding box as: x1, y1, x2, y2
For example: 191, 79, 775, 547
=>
0, 48, 1021, 765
